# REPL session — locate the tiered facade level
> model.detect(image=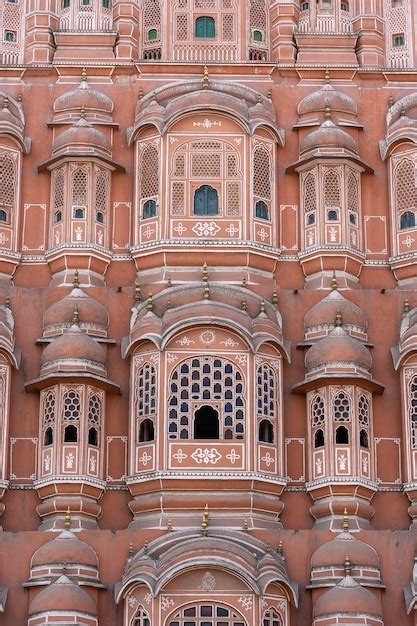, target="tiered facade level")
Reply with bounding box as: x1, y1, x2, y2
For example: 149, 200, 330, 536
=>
2, 1, 417, 625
